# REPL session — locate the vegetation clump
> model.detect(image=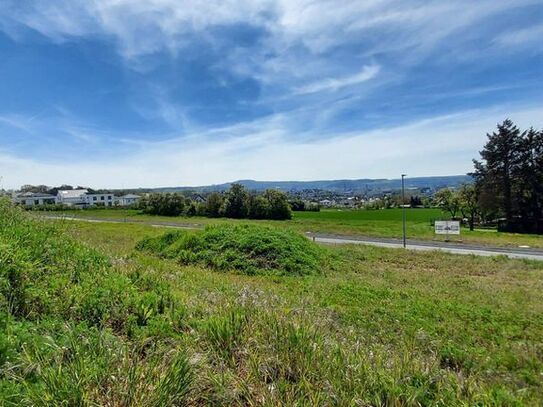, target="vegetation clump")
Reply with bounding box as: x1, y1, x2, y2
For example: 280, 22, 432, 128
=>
137, 224, 326, 276
0, 199, 194, 404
